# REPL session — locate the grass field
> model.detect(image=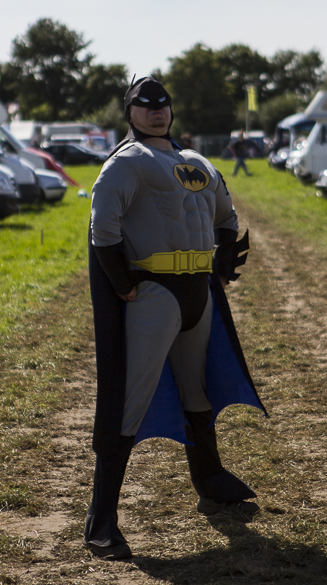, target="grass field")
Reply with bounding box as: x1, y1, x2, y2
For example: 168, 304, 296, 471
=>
0, 166, 97, 336
0, 166, 98, 437
0, 160, 326, 584
212, 158, 327, 254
